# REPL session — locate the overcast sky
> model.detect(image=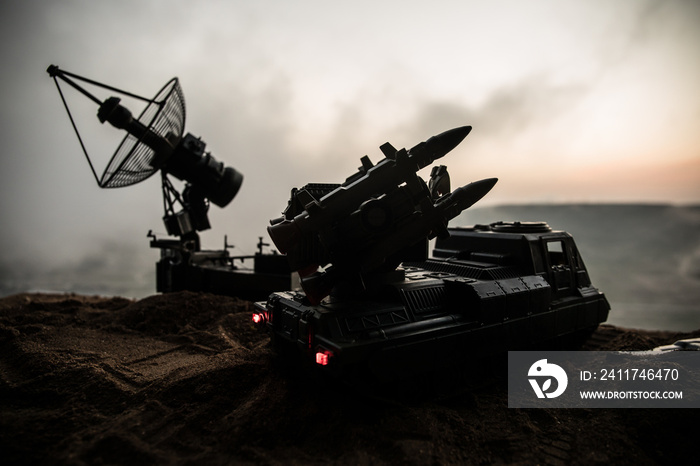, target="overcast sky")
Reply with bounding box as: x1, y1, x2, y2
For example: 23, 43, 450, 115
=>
1, 0, 699, 289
